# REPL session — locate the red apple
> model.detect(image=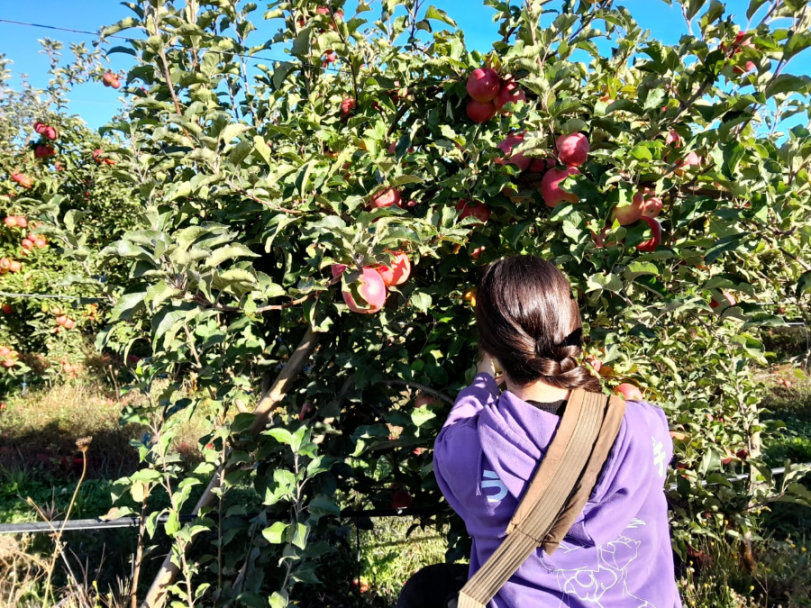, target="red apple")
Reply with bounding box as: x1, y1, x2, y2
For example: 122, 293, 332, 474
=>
734, 61, 757, 74
466, 67, 500, 103
636, 189, 663, 218
8, 261, 21, 273
414, 394, 435, 408
44, 126, 58, 140
64, 318, 76, 330
370, 188, 402, 208
4, 217, 16, 228
540, 167, 580, 208
21, 239, 34, 250
373, 251, 411, 287
665, 130, 682, 148
456, 200, 491, 223
496, 133, 531, 171
674, 151, 701, 176
340, 97, 356, 117
466, 99, 497, 124
11, 174, 33, 189
391, 490, 413, 509
342, 267, 387, 314
15, 217, 27, 228
0, 347, 9, 357
493, 80, 526, 113
585, 355, 602, 373
331, 264, 347, 279
736, 448, 748, 460
710, 291, 737, 309
611, 196, 644, 226
299, 402, 315, 421
102, 72, 120, 88
1, 304, 12, 315
471, 246, 486, 261
636, 217, 662, 253
323, 50, 337, 64
33, 236, 47, 249
556, 133, 590, 167
34, 145, 55, 159
56, 315, 69, 327
613, 383, 643, 401
34, 121, 47, 134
